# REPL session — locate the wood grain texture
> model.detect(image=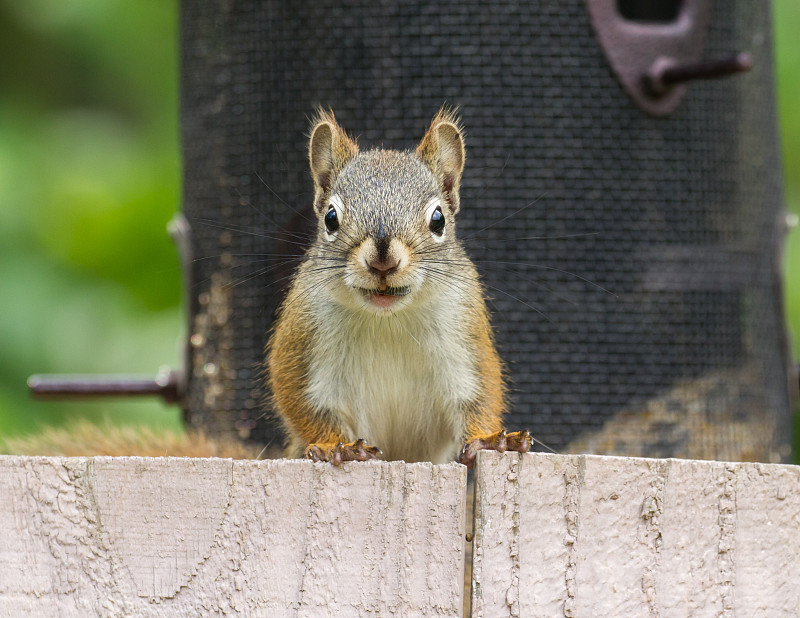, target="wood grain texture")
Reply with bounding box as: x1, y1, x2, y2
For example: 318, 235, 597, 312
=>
0, 456, 466, 617
472, 451, 800, 618
7, 452, 800, 617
